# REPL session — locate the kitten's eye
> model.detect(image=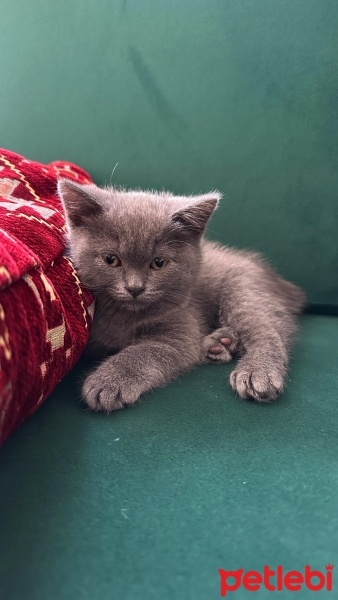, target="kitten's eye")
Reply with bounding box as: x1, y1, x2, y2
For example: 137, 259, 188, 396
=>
150, 257, 168, 270
105, 254, 121, 267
